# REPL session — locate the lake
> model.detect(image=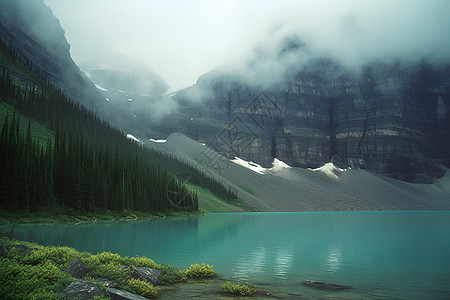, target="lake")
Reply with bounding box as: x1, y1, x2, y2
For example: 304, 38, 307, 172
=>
12, 212, 450, 299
